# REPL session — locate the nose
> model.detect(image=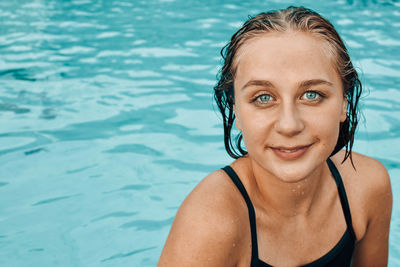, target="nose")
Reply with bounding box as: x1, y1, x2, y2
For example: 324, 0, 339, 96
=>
274, 102, 305, 137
